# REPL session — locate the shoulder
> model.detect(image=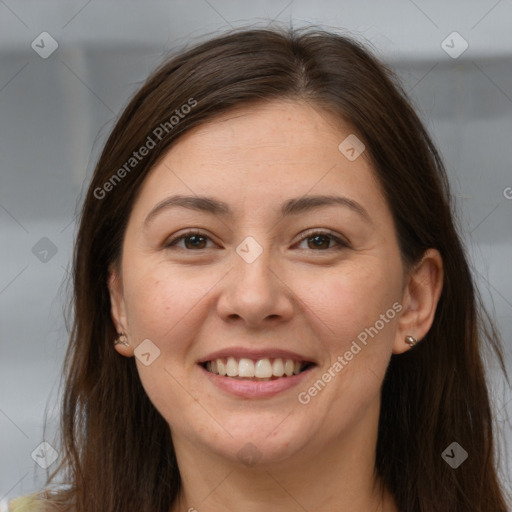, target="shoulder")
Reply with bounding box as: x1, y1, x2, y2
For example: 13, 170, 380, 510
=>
5, 492, 46, 512
4, 487, 74, 512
